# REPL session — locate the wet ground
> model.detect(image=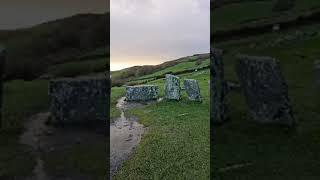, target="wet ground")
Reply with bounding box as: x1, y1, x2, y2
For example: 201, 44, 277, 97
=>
19, 112, 105, 180
110, 97, 161, 176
